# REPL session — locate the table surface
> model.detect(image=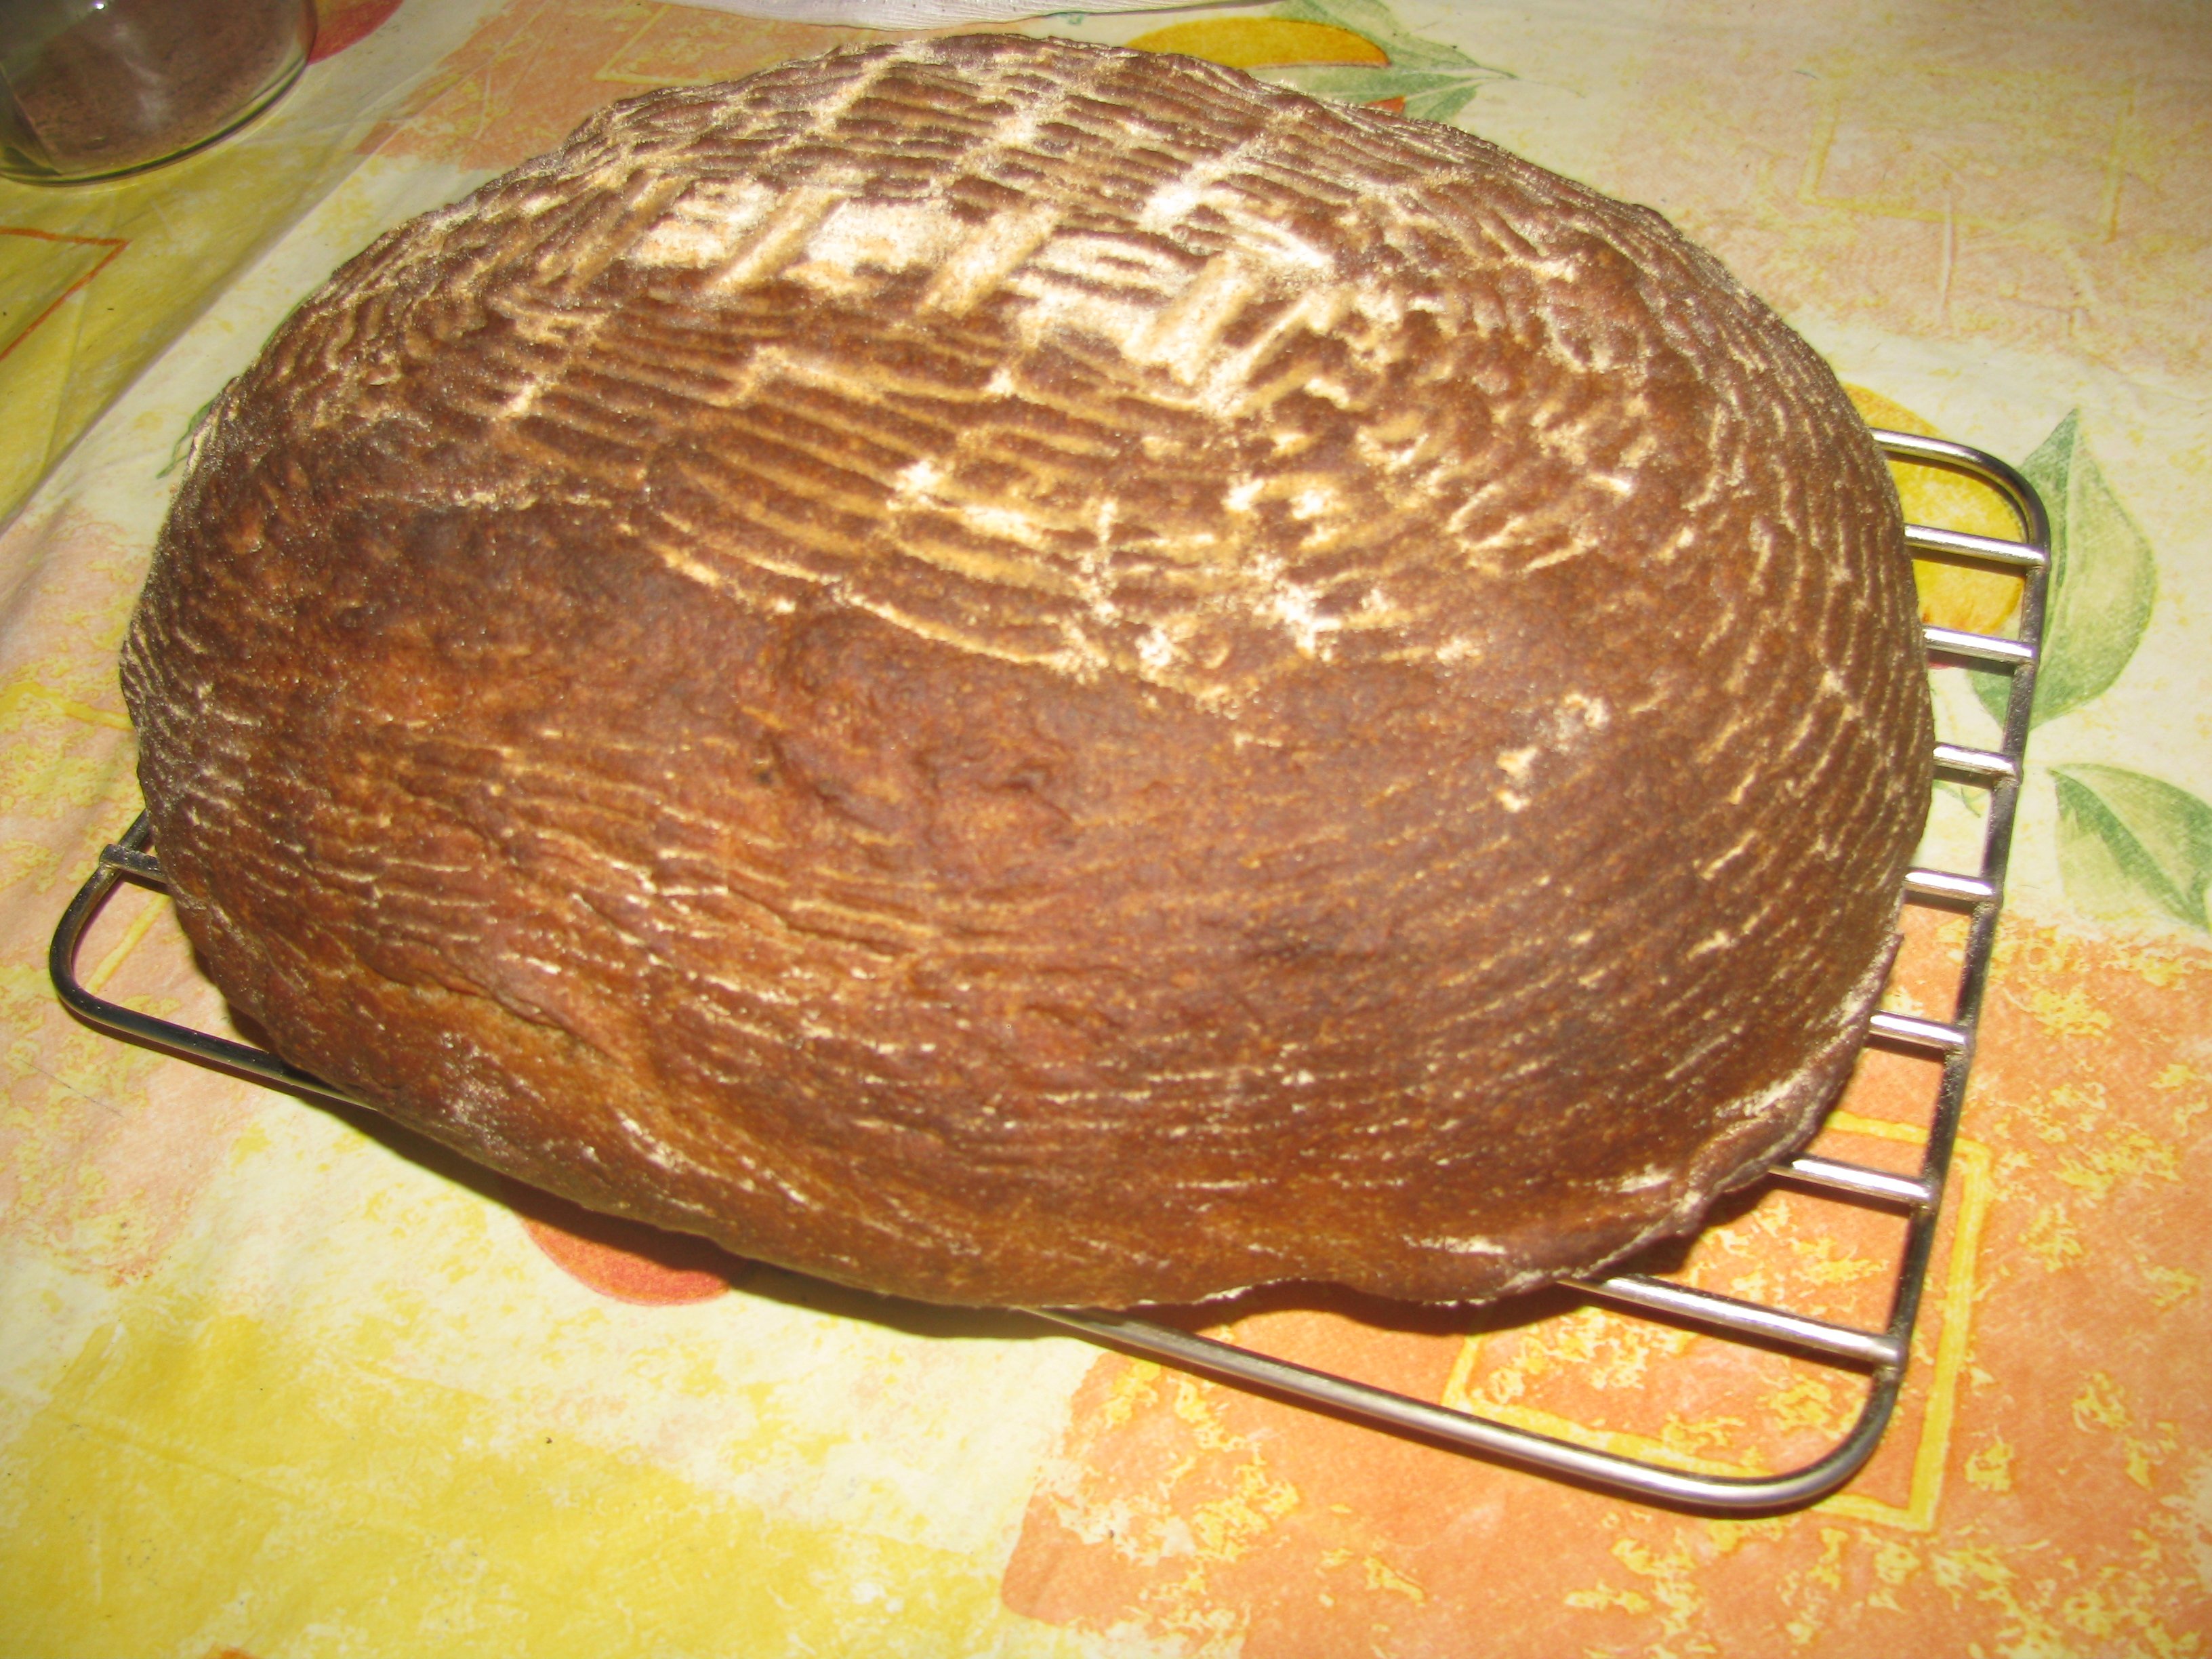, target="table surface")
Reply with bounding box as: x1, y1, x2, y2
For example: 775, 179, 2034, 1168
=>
3, 2, 2207, 1654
